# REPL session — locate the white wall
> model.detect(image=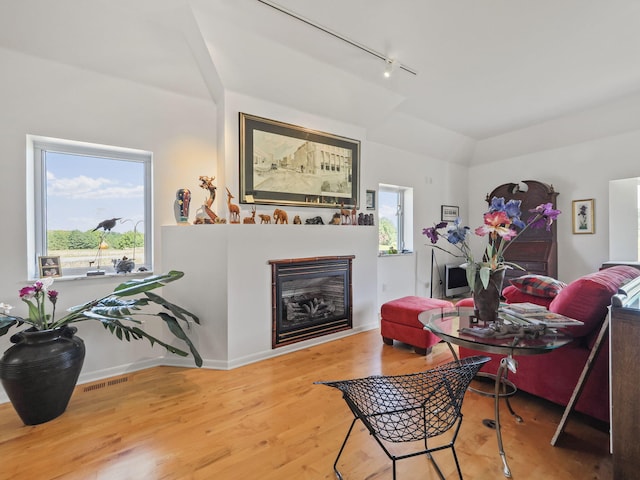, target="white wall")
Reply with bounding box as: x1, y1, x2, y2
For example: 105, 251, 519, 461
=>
609, 177, 639, 261
470, 127, 640, 282
1, 47, 474, 397
0, 47, 218, 389
365, 141, 469, 302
